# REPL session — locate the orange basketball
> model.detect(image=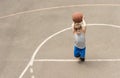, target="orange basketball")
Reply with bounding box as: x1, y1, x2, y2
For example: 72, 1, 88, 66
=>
72, 12, 83, 23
